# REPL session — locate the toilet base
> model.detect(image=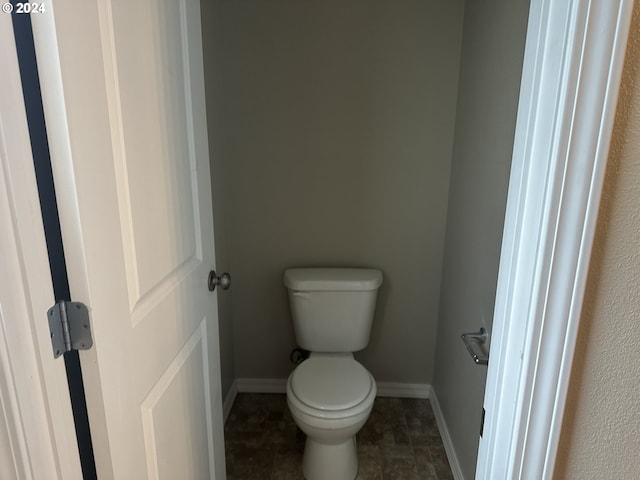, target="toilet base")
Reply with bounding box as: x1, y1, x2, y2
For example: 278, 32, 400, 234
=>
302, 435, 358, 480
